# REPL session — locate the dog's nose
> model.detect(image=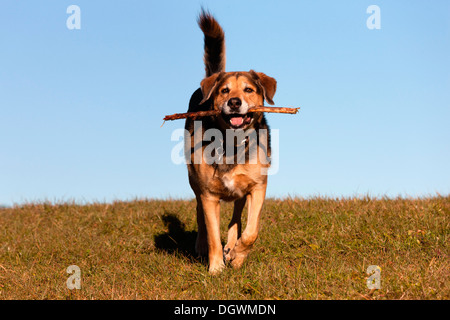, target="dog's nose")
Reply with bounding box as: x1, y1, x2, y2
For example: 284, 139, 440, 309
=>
227, 97, 242, 110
